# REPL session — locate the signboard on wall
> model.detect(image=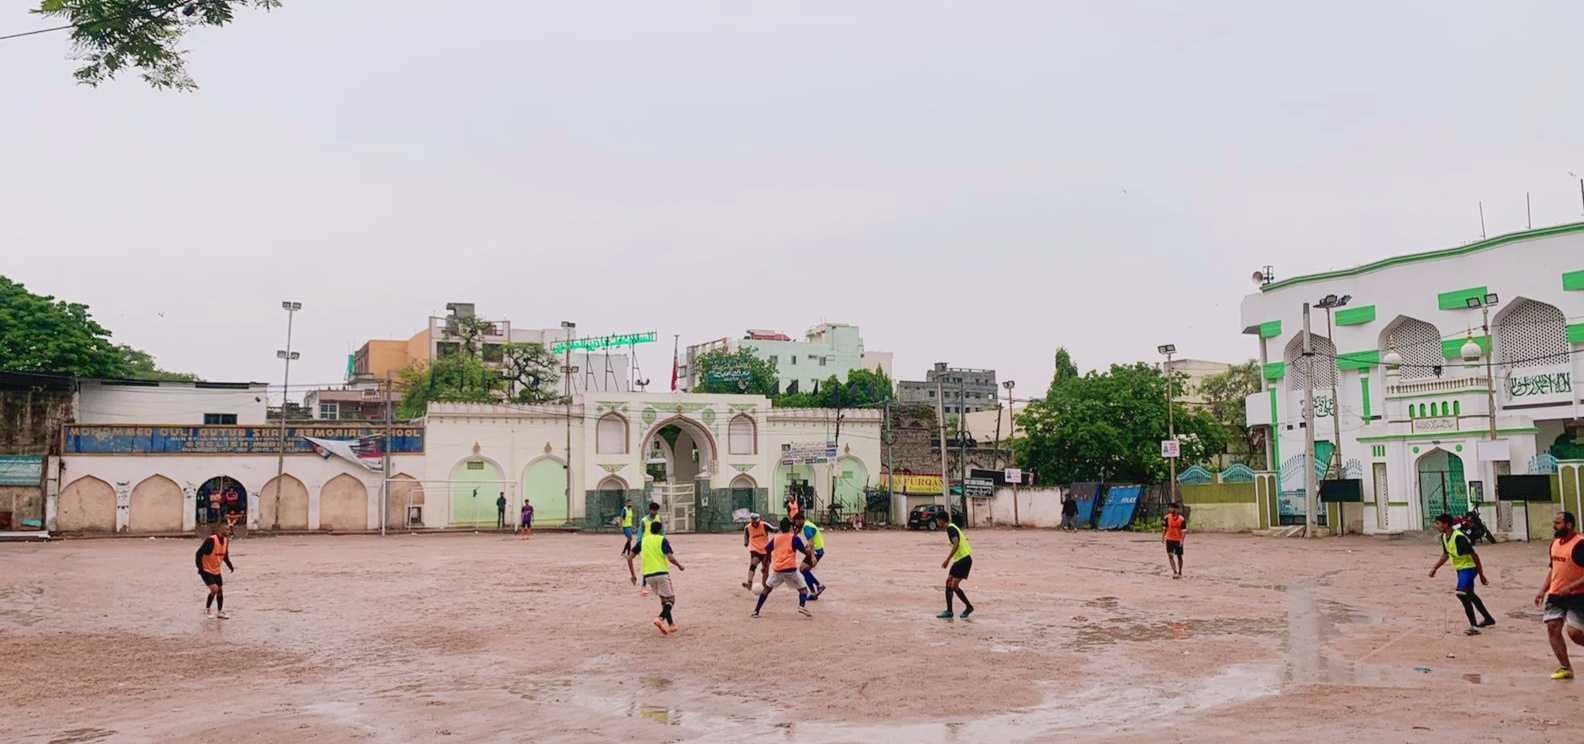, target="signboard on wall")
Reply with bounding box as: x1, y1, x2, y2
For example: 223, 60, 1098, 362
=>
1160, 439, 1181, 459
780, 441, 838, 465
1412, 417, 1458, 434
63, 425, 425, 455
964, 478, 994, 498
880, 474, 943, 494
1503, 363, 1572, 406
1004, 467, 1023, 484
